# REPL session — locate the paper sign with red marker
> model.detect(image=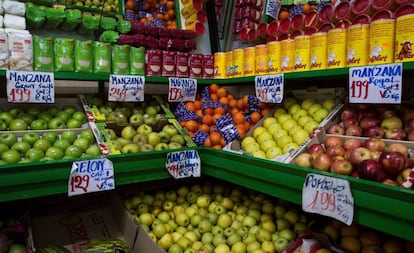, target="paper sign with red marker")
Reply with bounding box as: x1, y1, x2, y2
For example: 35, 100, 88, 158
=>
168, 77, 197, 102
302, 173, 354, 225
68, 158, 114, 196
349, 63, 402, 104
255, 74, 284, 103
6, 70, 54, 103
166, 150, 201, 179
108, 74, 145, 102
